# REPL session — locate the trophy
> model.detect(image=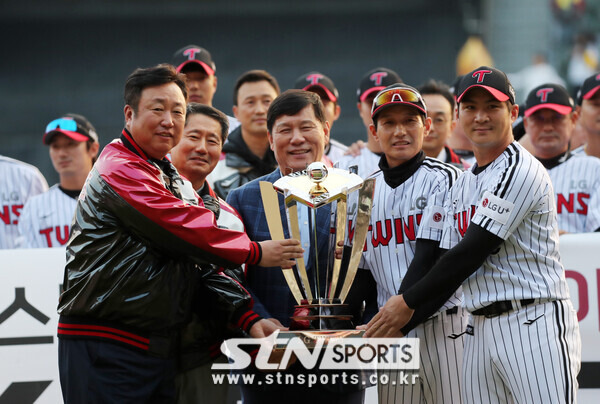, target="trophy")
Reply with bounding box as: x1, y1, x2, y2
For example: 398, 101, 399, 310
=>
259, 162, 375, 344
